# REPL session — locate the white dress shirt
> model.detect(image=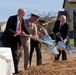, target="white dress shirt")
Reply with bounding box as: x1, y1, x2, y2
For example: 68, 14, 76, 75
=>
16, 16, 21, 32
